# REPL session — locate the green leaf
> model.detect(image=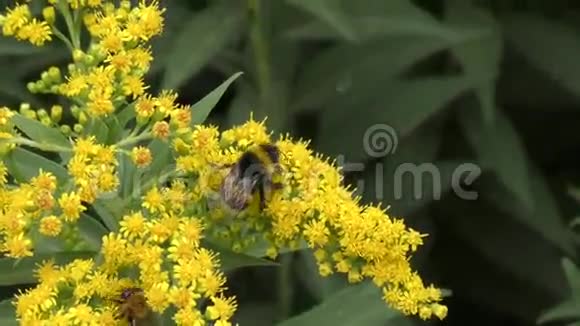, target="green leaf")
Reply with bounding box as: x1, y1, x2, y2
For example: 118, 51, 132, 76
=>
144, 139, 173, 180
0, 298, 17, 326
234, 302, 278, 326
459, 108, 534, 211
562, 258, 580, 296
446, 1, 501, 123
11, 114, 71, 156
0, 251, 96, 286
434, 219, 562, 321
116, 104, 136, 130
495, 172, 575, 257
438, 195, 569, 319
319, 76, 469, 161
462, 110, 575, 256
118, 152, 138, 199
161, 4, 243, 90
0, 38, 46, 56
85, 117, 109, 144
224, 81, 257, 128
204, 241, 278, 272
3, 147, 69, 184
292, 36, 454, 111
503, 14, 580, 97
286, 0, 357, 41
190, 72, 243, 125
0, 73, 42, 106
78, 213, 109, 251
91, 199, 121, 232
277, 282, 407, 326
295, 250, 349, 301
538, 300, 580, 324
285, 0, 486, 43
